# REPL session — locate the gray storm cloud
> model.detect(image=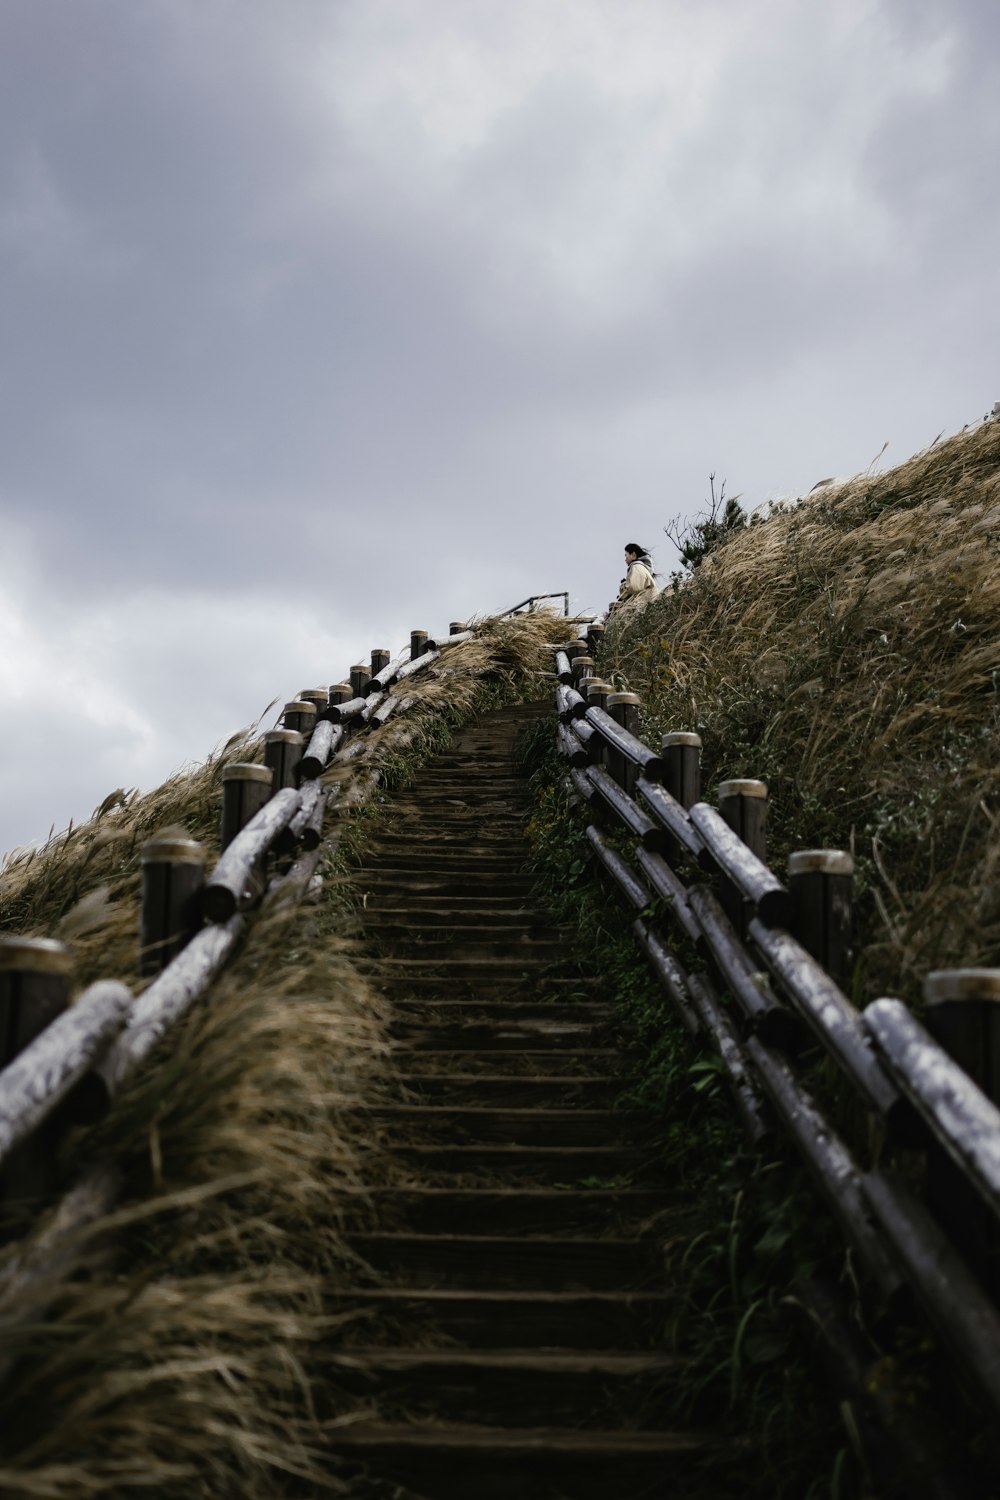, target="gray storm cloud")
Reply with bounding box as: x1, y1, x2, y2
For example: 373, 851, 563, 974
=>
1, 0, 997, 851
